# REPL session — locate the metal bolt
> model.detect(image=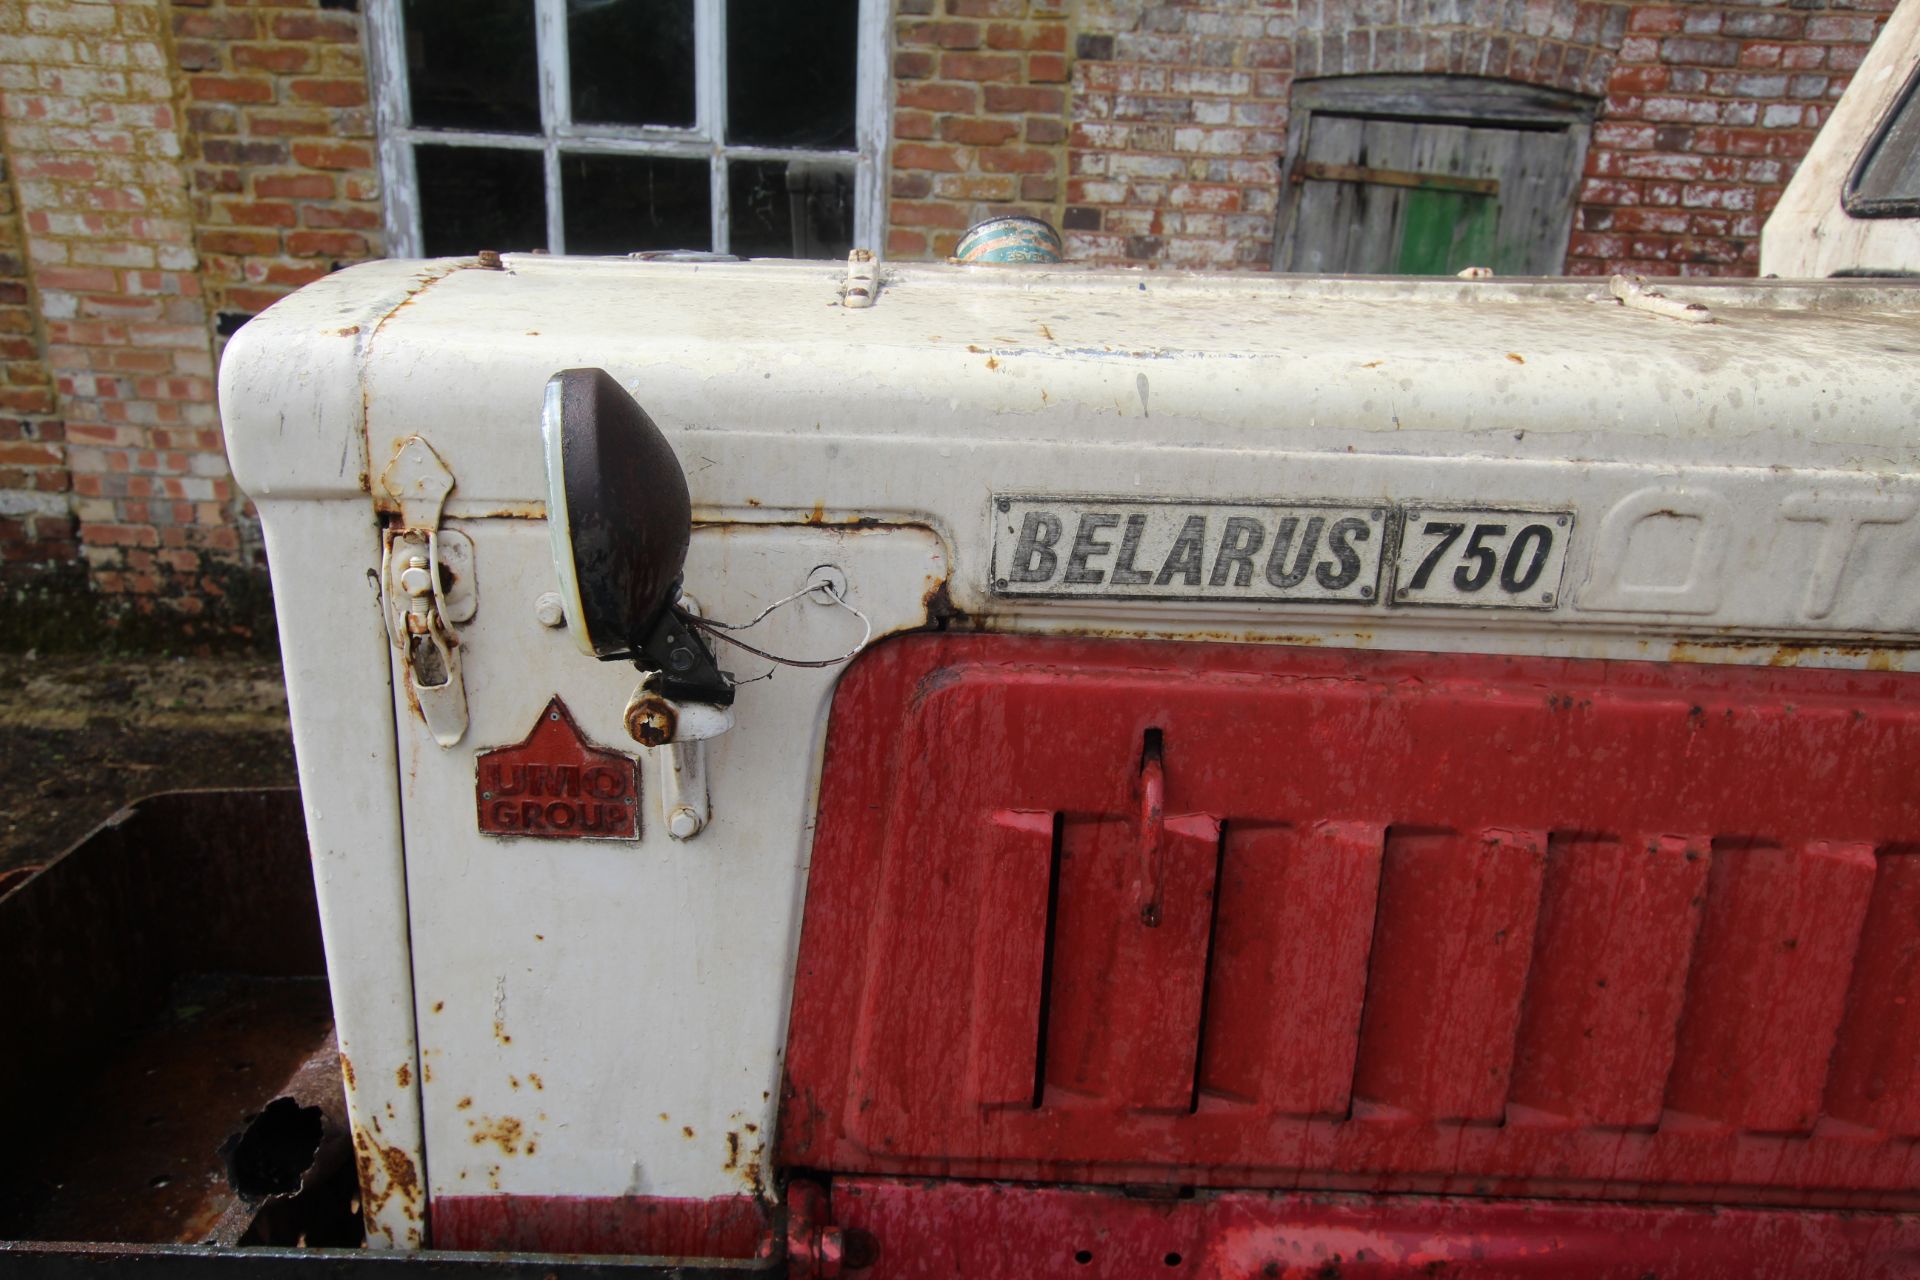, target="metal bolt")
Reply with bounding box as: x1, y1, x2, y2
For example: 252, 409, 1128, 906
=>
625, 695, 677, 747
1360, 586, 1374, 599
667, 805, 704, 840
996, 497, 1011, 512
807, 564, 849, 605
477, 249, 503, 270
668, 646, 695, 672
534, 592, 566, 628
